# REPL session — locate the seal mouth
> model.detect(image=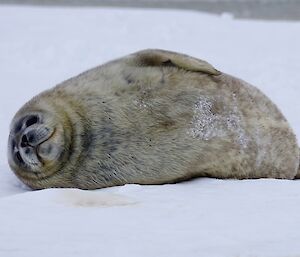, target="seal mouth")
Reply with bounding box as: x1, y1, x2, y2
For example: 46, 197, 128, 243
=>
35, 127, 57, 164
36, 127, 60, 162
